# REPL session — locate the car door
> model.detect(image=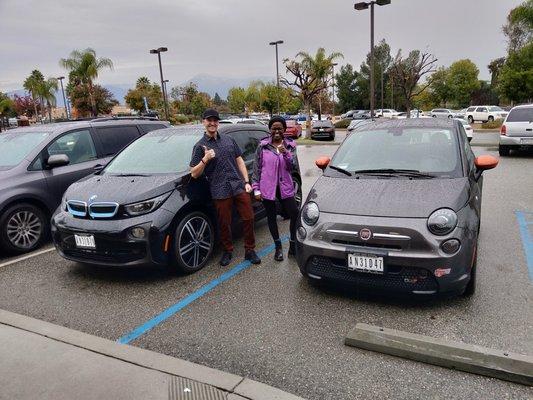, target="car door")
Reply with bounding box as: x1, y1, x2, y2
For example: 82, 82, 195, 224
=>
42, 128, 101, 205
475, 107, 487, 122
459, 124, 482, 224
